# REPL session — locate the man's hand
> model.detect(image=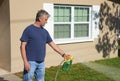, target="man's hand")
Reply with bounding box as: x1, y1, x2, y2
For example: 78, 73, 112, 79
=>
24, 62, 30, 71
63, 54, 71, 60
